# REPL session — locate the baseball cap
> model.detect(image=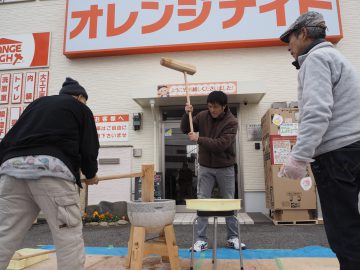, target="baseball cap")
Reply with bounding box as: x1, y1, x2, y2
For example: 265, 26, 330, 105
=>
280, 11, 327, 43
